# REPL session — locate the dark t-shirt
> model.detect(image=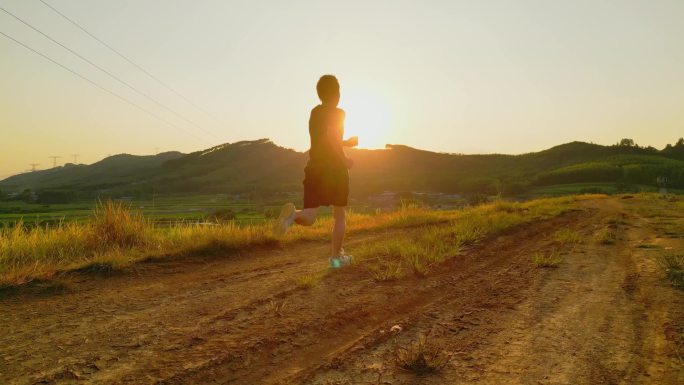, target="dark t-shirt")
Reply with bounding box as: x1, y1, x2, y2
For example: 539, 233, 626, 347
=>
307, 104, 346, 170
